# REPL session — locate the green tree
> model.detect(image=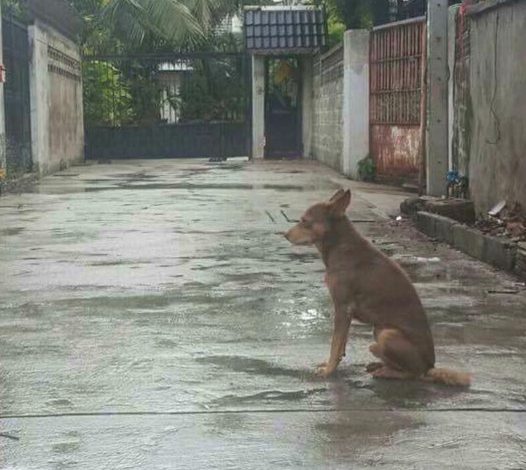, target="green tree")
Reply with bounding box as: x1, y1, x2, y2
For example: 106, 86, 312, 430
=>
178, 56, 247, 121
68, 0, 273, 53
0, 0, 25, 18
99, 0, 202, 48
83, 61, 133, 126
310, 0, 391, 45
331, 0, 391, 29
